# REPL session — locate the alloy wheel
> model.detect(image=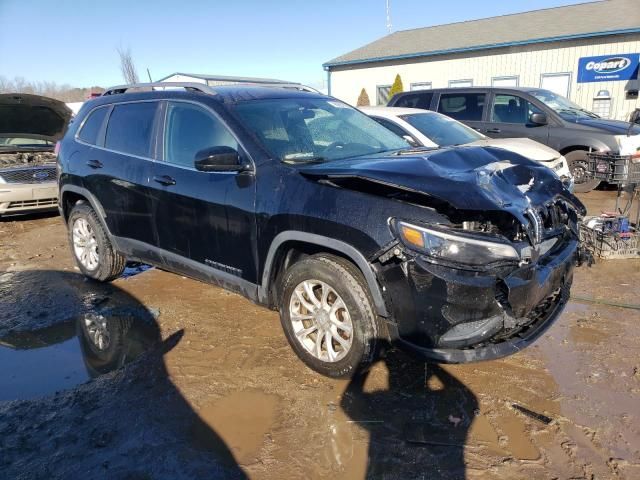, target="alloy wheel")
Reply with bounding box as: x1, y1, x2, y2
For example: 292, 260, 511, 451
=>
289, 280, 353, 362
72, 217, 99, 270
